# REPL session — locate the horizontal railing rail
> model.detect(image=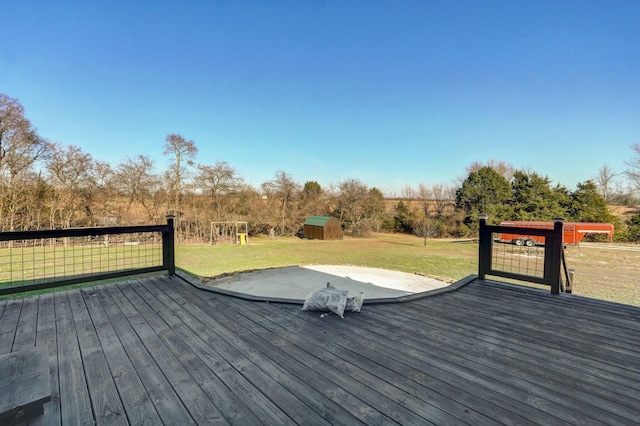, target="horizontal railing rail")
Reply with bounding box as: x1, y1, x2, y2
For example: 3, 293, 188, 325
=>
0, 216, 175, 296
478, 217, 566, 294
